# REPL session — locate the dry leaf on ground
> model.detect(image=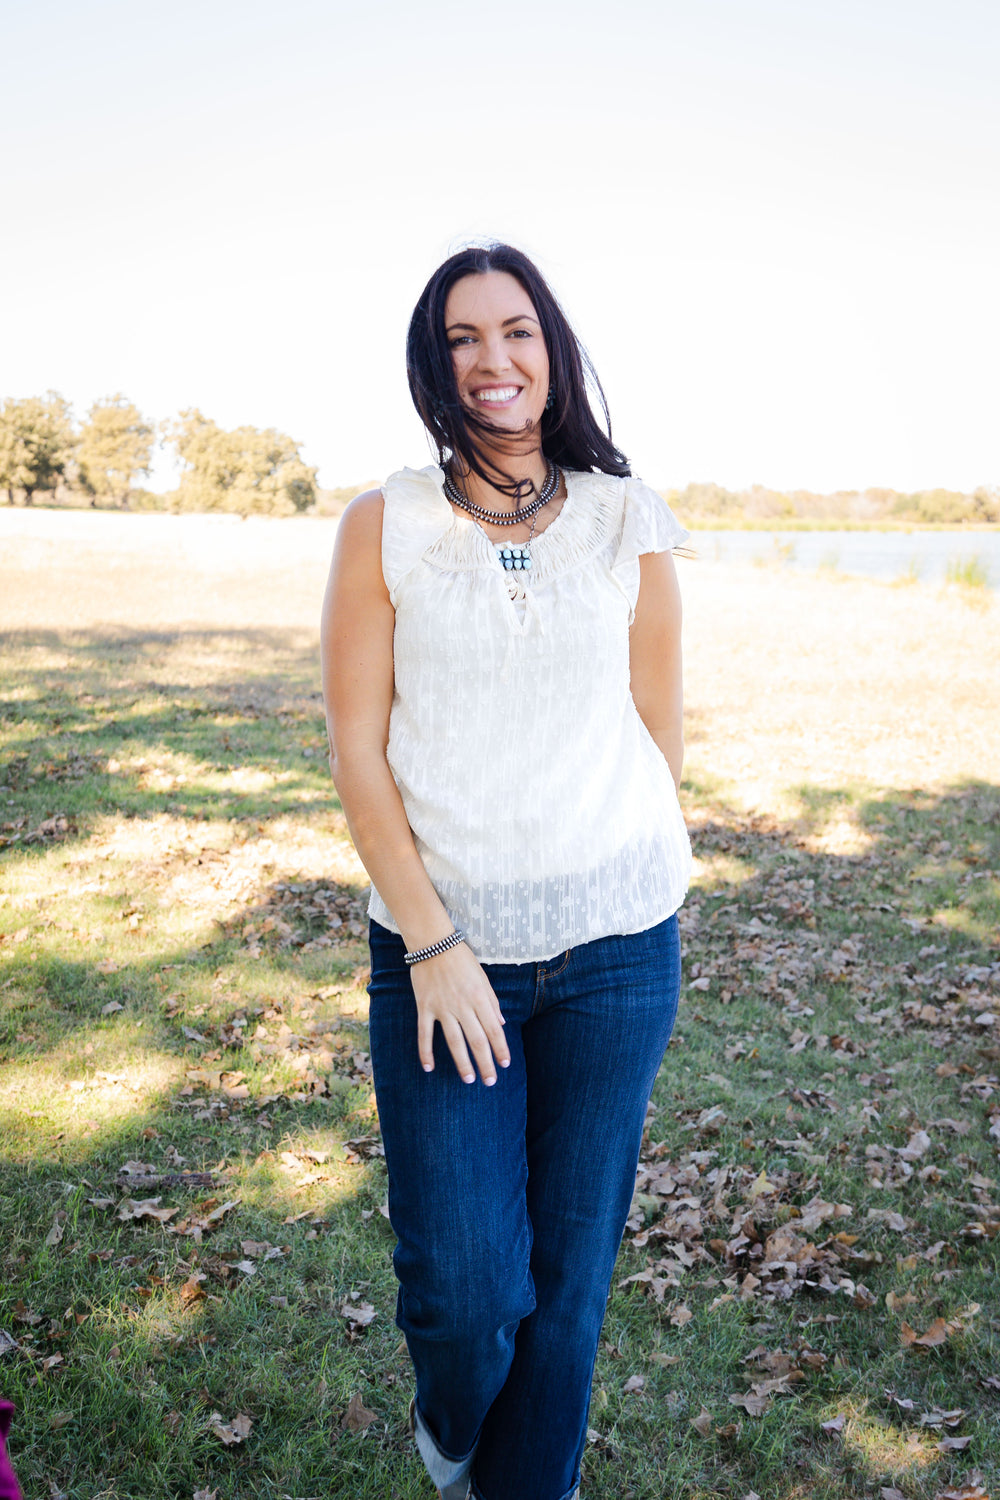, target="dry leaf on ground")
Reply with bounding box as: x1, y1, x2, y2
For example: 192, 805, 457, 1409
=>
45, 1212, 67, 1246
170, 1198, 240, 1238
340, 1297, 377, 1334
340, 1393, 378, 1432
207, 1411, 252, 1446
920, 1407, 967, 1428
117, 1197, 179, 1225
900, 1316, 963, 1348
